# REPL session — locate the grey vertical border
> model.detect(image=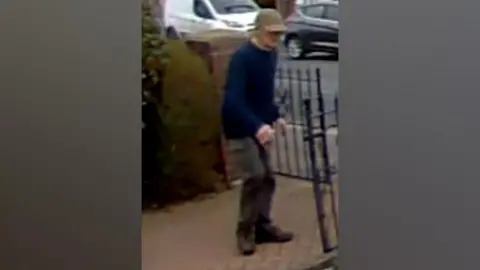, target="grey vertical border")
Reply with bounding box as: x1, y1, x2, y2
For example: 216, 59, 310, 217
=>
341, 0, 480, 269
0, 0, 141, 269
